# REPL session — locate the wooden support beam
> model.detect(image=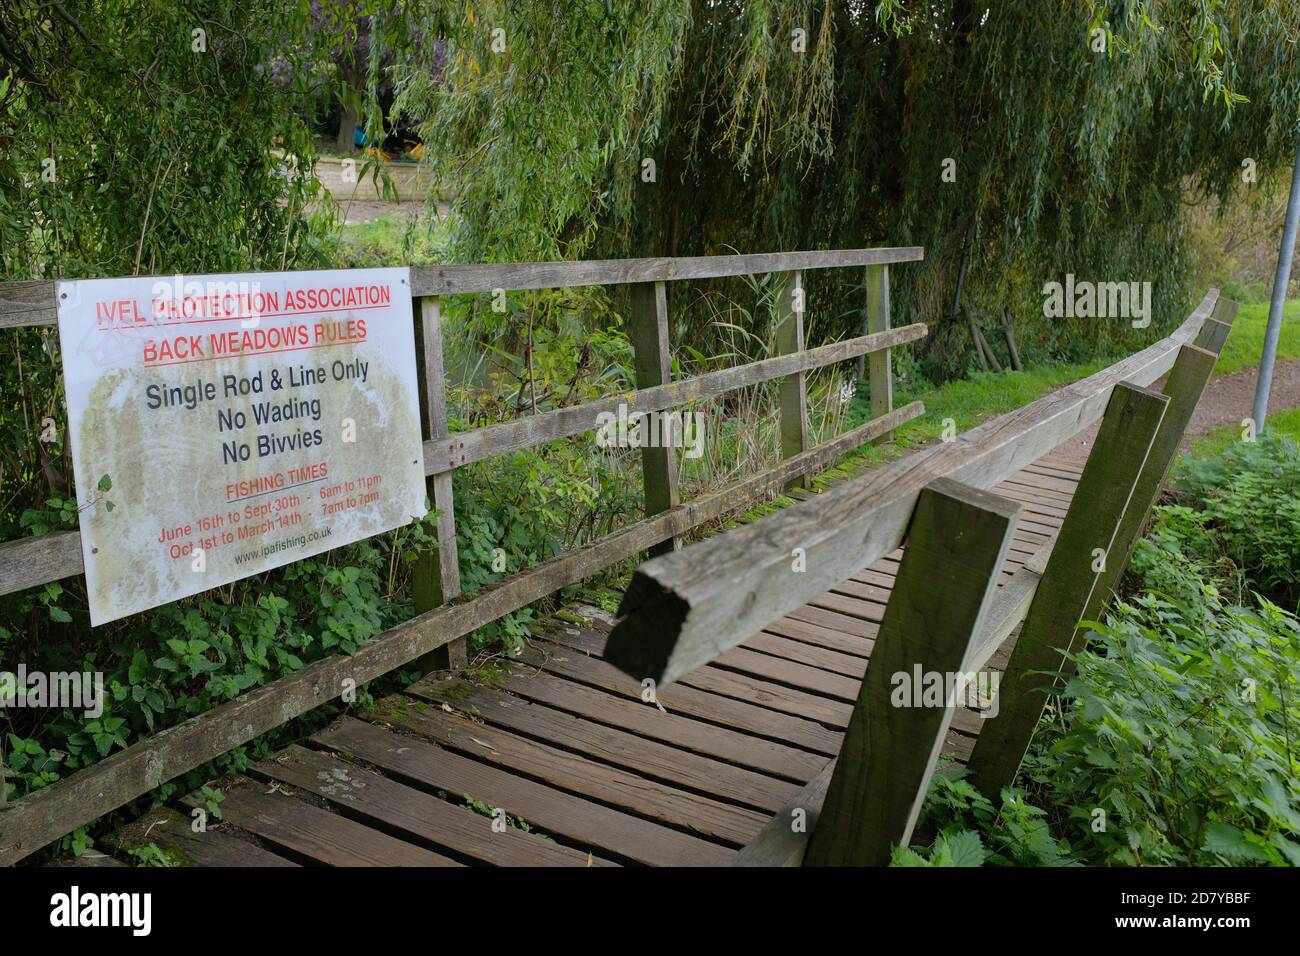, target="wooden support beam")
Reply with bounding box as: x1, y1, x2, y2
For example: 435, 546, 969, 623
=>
1211, 293, 1239, 324
733, 536, 1058, 867
1196, 318, 1232, 354
628, 282, 680, 556
1088, 344, 1219, 616
866, 265, 894, 441
1195, 293, 1236, 353
603, 292, 1217, 687
775, 272, 809, 491
804, 478, 1021, 866
965, 382, 1170, 801
413, 296, 467, 672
